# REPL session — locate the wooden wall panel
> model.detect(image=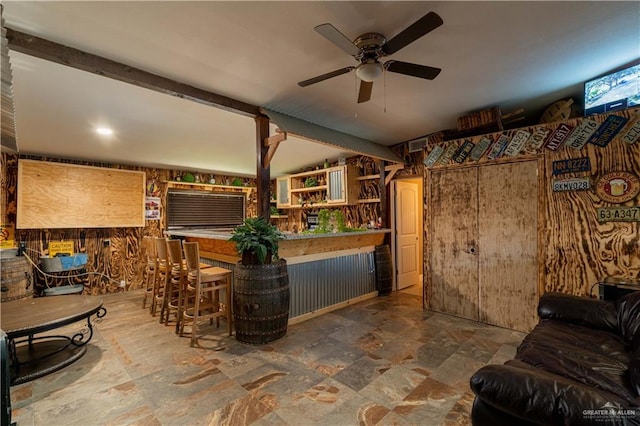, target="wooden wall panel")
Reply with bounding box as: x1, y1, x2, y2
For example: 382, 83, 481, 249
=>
17, 159, 145, 228
1, 154, 257, 295
424, 107, 640, 304
543, 120, 640, 295
429, 167, 479, 319
478, 160, 539, 331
